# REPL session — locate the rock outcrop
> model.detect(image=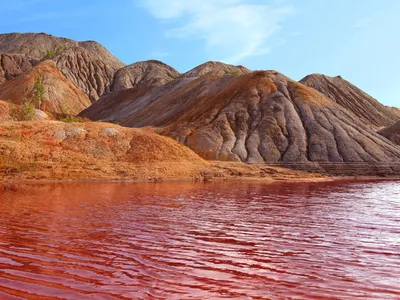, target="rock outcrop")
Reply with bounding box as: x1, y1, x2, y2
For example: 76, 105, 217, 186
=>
82, 71, 400, 164
0, 33, 125, 101
182, 61, 251, 78
379, 122, 400, 145
0, 53, 39, 84
111, 60, 180, 92
0, 61, 91, 115
300, 74, 400, 128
